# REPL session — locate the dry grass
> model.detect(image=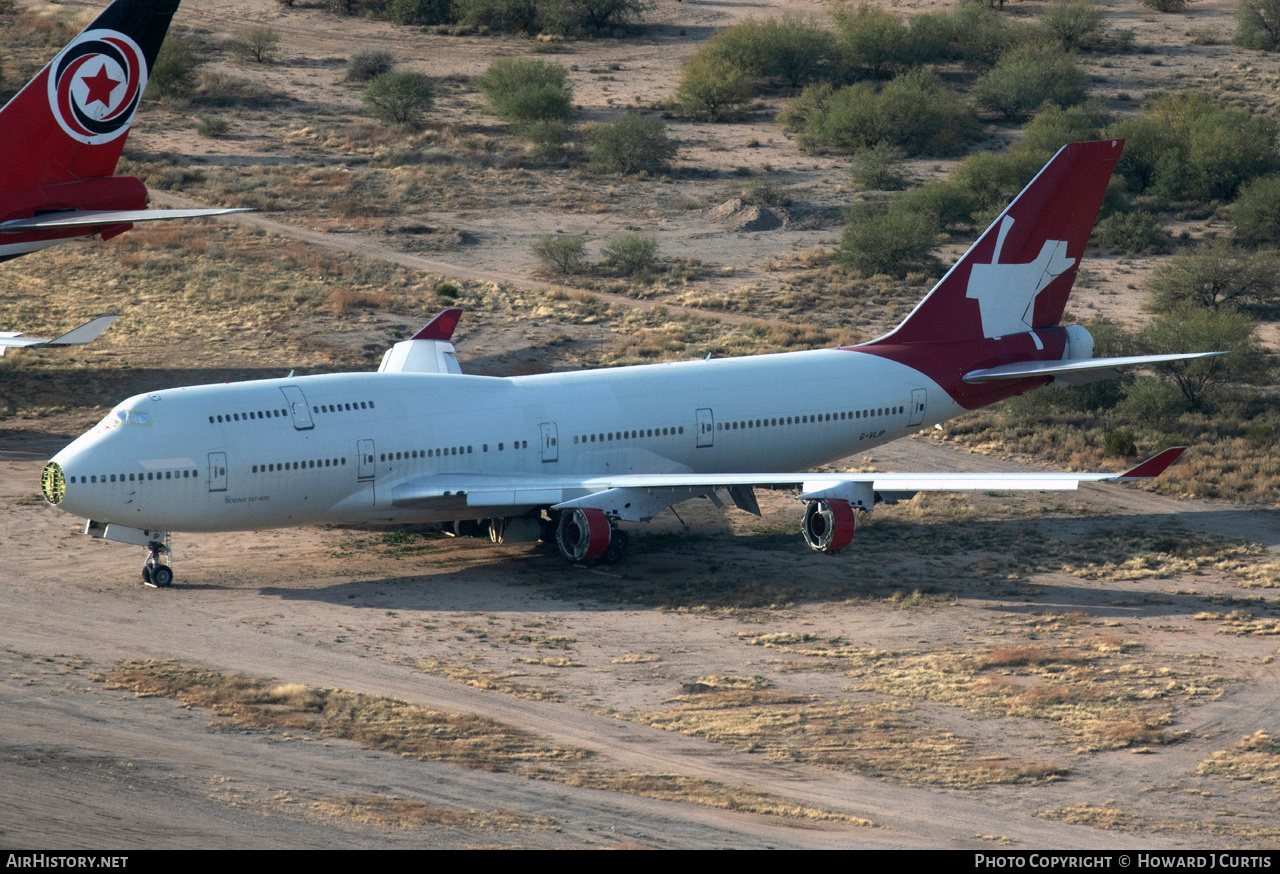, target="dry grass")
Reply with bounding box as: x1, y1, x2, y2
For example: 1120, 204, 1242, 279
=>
311, 795, 555, 830
1197, 732, 1280, 785
1038, 801, 1139, 831
410, 656, 564, 701
104, 659, 869, 823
